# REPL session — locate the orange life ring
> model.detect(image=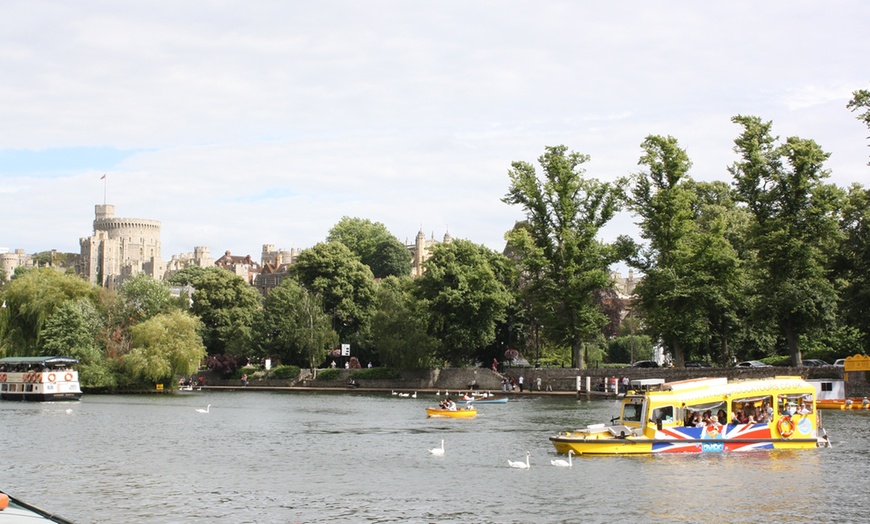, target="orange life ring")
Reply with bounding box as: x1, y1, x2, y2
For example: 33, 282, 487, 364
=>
777, 416, 795, 438
24, 373, 33, 382
64, 373, 73, 382
47, 373, 56, 382
0, 373, 7, 382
